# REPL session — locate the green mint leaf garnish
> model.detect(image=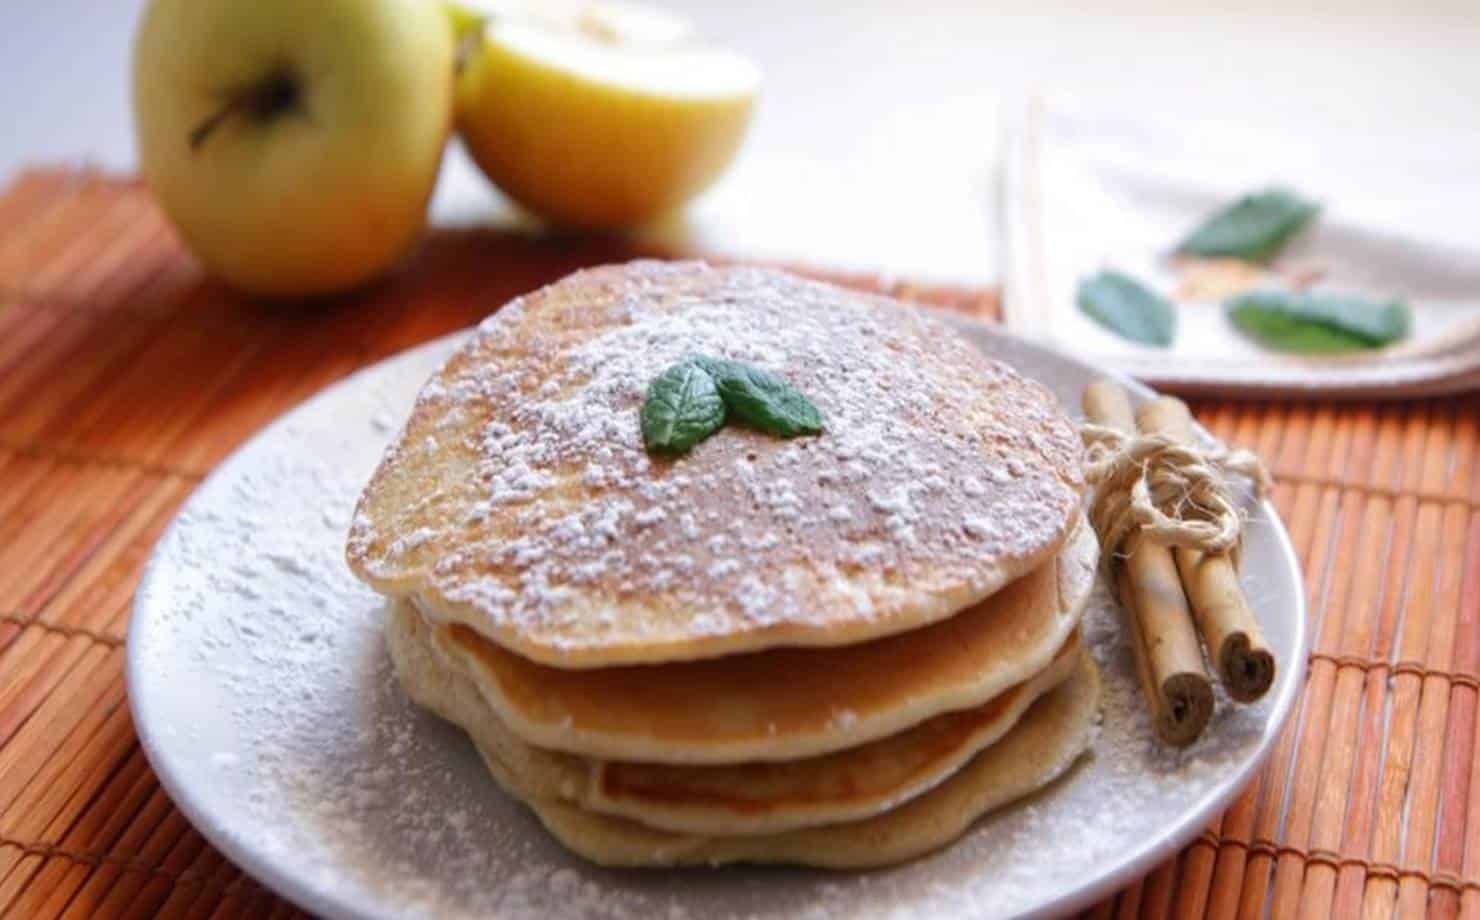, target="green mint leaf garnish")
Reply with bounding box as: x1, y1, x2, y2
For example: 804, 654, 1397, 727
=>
640, 360, 726, 453
1176, 187, 1320, 263
1225, 290, 1411, 353
695, 357, 824, 438
1076, 270, 1176, 347
639, 357, 823, 455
